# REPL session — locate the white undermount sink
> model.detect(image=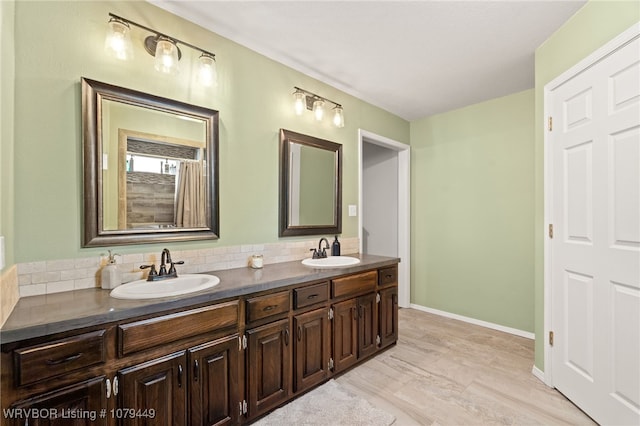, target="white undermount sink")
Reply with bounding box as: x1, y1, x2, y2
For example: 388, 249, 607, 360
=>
301, 256, 361, 268
110, 274, 220, 300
